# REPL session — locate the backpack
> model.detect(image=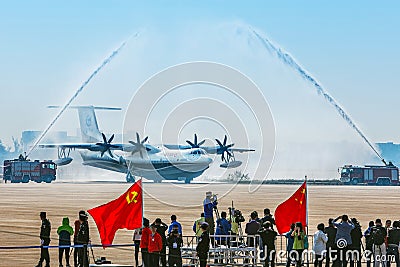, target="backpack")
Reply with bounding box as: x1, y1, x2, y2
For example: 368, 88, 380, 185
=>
372, 226, 386, 246
304, 234, 309, 249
